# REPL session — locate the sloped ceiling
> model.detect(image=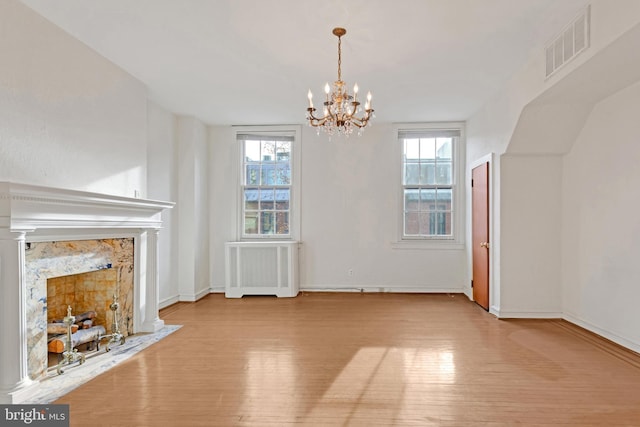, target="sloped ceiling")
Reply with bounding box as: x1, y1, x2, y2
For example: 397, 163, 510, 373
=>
20, 0, 589, 126
508, 22, 640, 154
